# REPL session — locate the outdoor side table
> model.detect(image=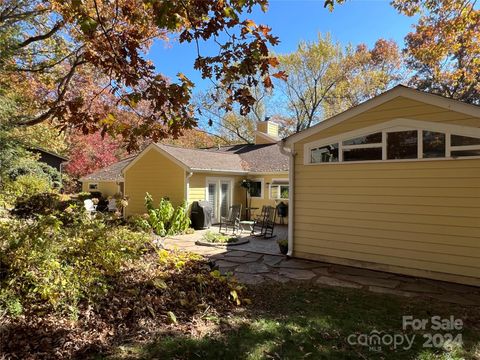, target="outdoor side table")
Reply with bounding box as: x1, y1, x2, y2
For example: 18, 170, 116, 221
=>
239, 220, 255, 234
